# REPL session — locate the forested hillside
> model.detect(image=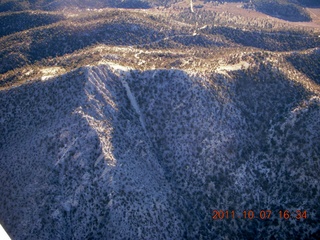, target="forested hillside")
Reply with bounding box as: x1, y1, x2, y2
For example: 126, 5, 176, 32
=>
0, 1, 319, 239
